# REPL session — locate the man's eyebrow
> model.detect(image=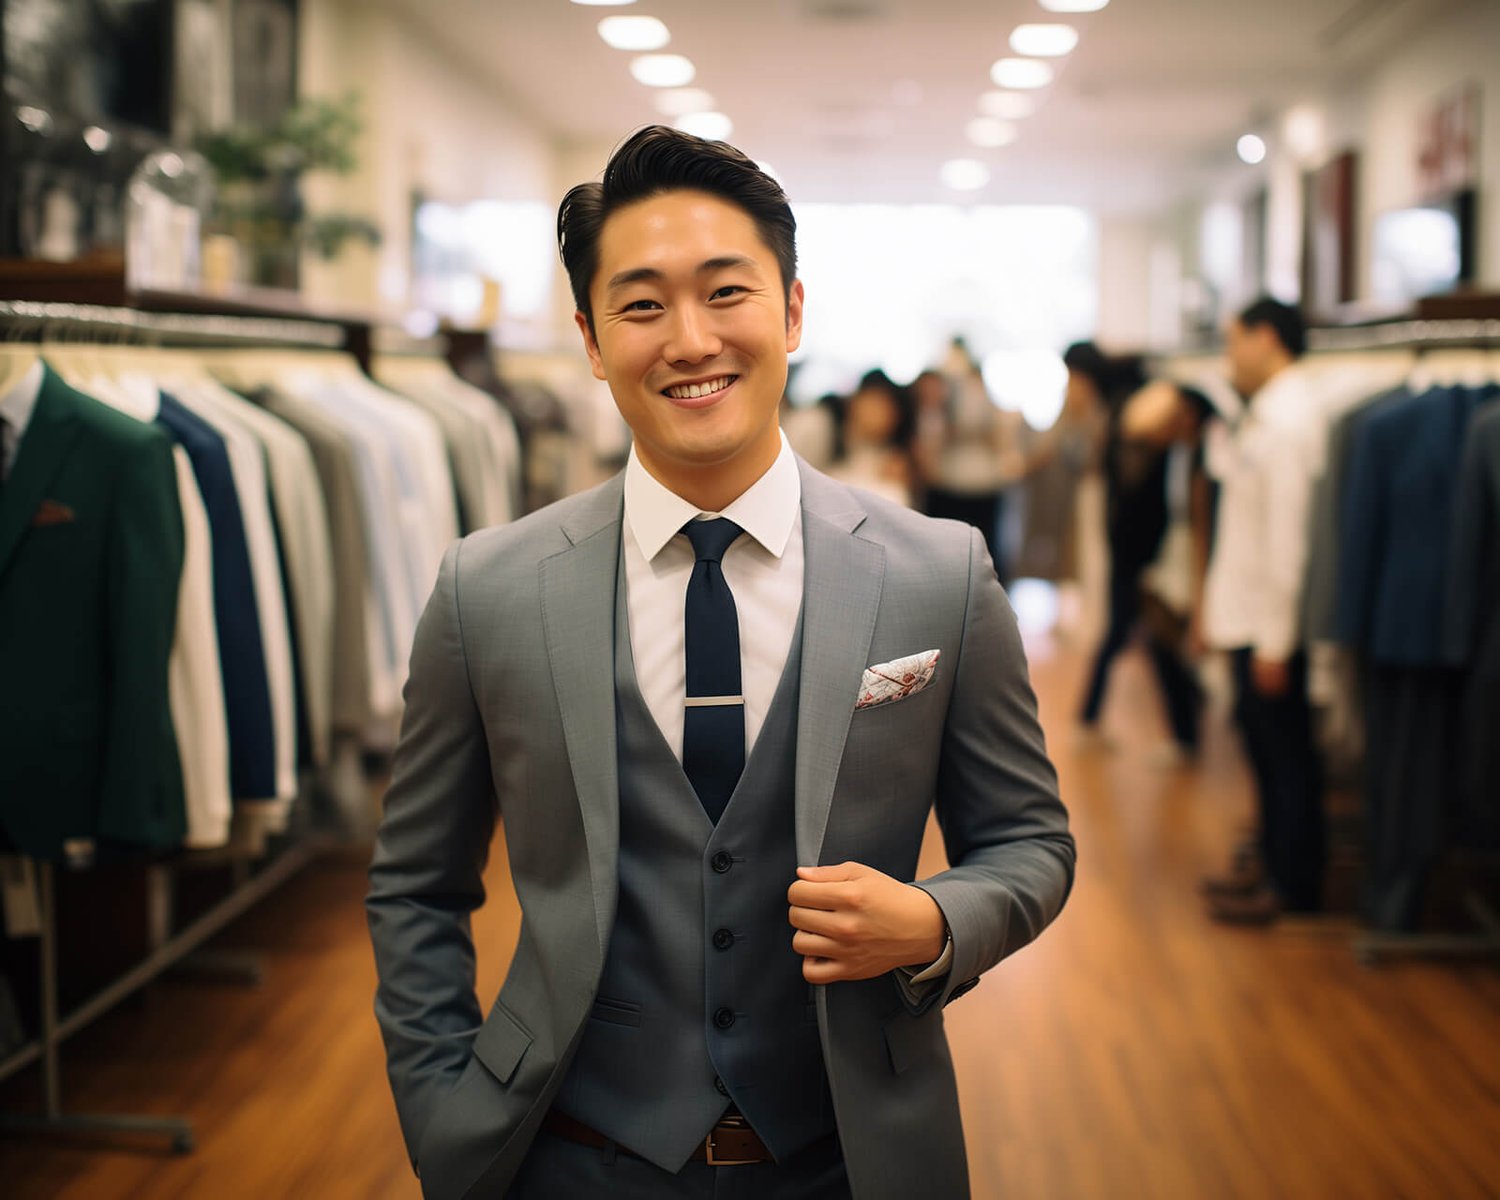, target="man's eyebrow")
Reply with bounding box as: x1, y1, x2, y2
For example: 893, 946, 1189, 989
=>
604, 256, 761, 294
